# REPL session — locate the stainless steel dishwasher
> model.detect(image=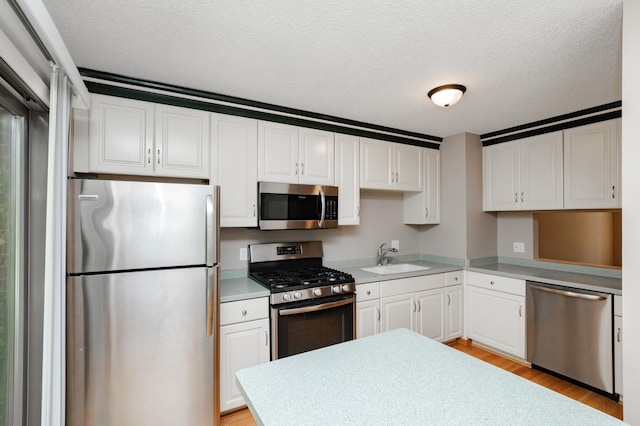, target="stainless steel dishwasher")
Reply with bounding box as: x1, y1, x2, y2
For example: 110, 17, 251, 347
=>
526, 281, 614, 395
